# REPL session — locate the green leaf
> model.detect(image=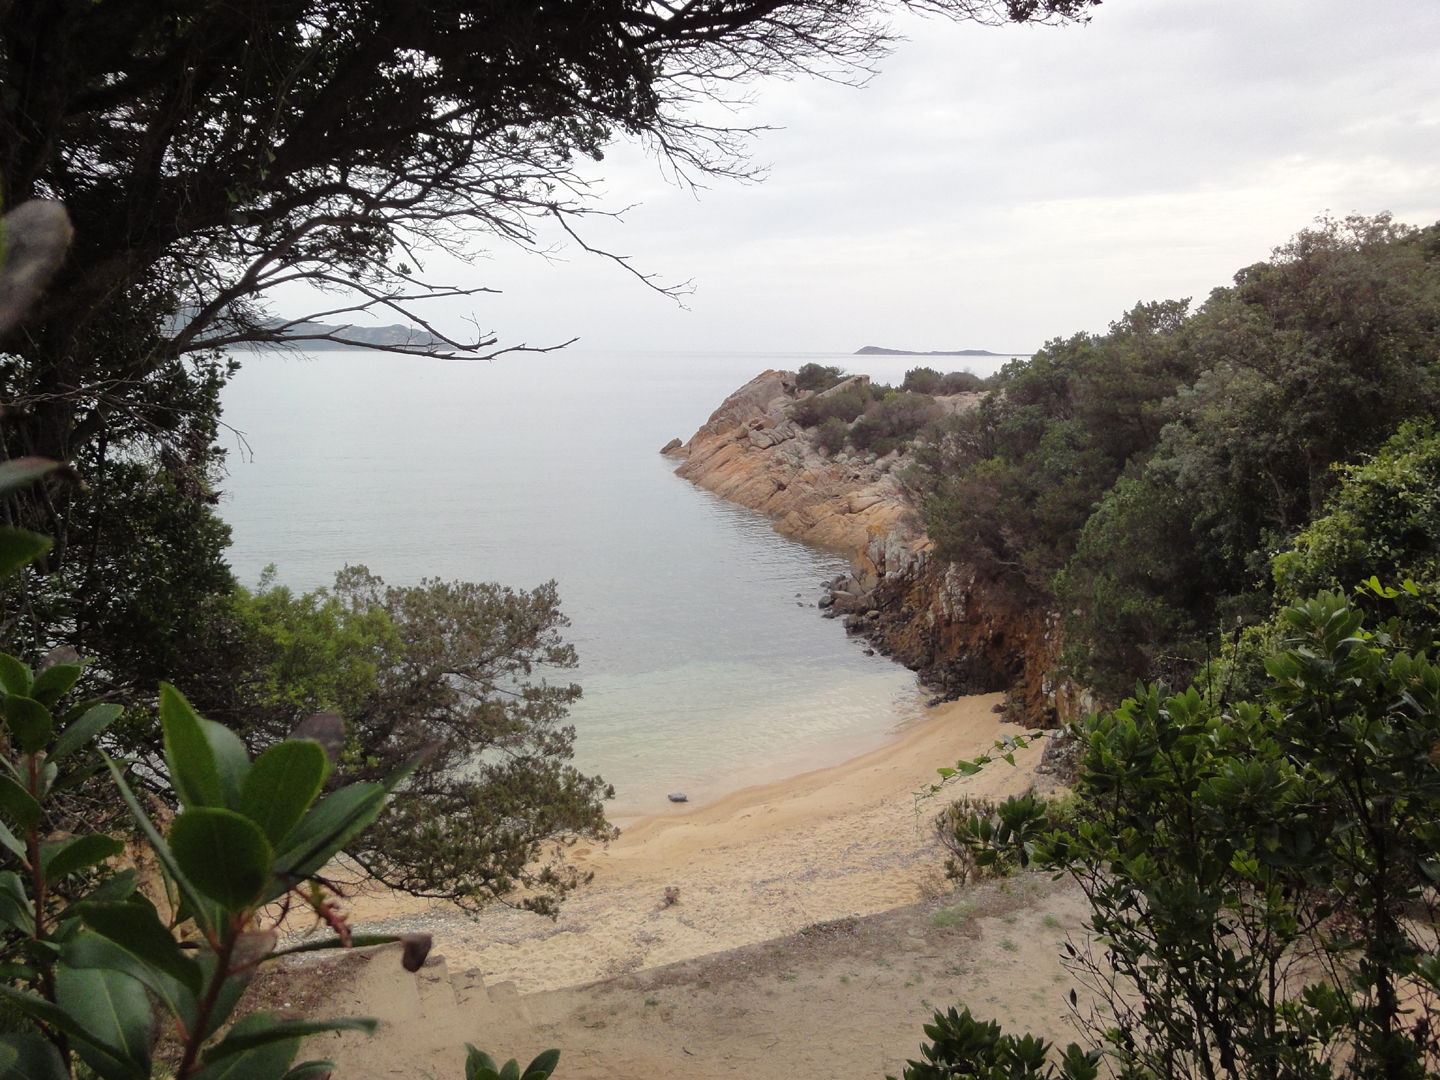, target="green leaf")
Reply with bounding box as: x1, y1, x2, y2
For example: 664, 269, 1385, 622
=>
100, 753, 215, 937
160, 683, 226, 809
202, 1016, 376, 1063
0, 530, 50, 582
0, 776, 41, 830
0, 983, 134, 1064
62, 932, 197, 1030
0, 820, 25, 861
0, 1032, 67, 1080
41, 834, 122, 880
3, 697, 51, 755
269, 751, 423, 895
0, 873, 33, 935
56, 868, 136, 921
240, 741, 326, 847
77, 901, 203, 994
0, 655, 31, 697
169, 808, 274, 911
466, 1047, 500, 1080
498, 1059, 520, 1080
50, 704, 122, 763
54, 966, 151, 1080
203, 719, 251, 808
27, 665, 80, 709
192, 1013, 303, 1080
270, 783, 385, 890
522, 1049, 560, 1079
